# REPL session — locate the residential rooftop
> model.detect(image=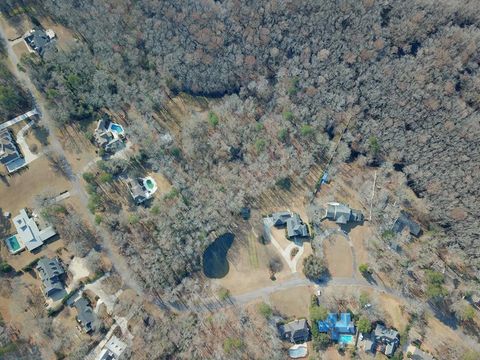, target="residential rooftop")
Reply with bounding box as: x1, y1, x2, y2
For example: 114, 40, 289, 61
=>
0, 129, 25, 173
36, 257, 65, 299
278, 319, 309, 343
74, 297, 96, 333
24, 28, 55, 56
392, 211, 422, 237
325, 202, 364, 224
318, 313, 355, 341
12, 209, 56, 252
97, 335, 128, 360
